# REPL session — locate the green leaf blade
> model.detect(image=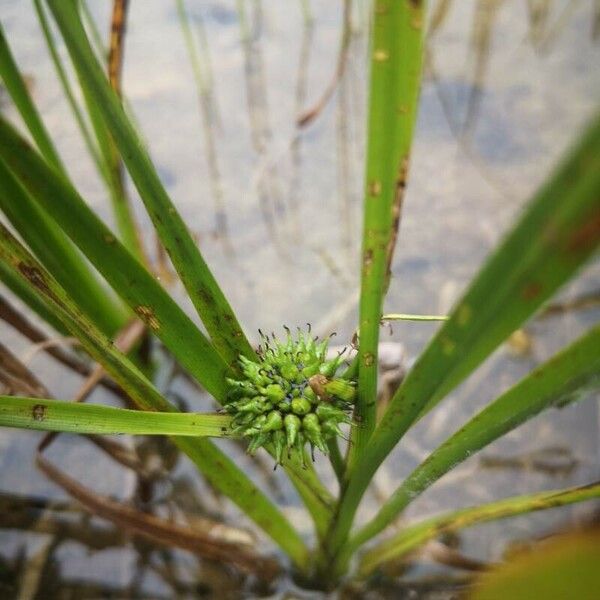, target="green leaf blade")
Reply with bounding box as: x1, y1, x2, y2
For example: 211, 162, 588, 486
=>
0, 117, 228, 401
0, 396, 232, 437
0, 223, 309, 570
358, 481, 600, 577
338, 324, 600, 567
46, 0, 254, 368
0, 155, 127, 337
32, 0, 144, 262
327, 110, 600, 561
352, 0, 426, 461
